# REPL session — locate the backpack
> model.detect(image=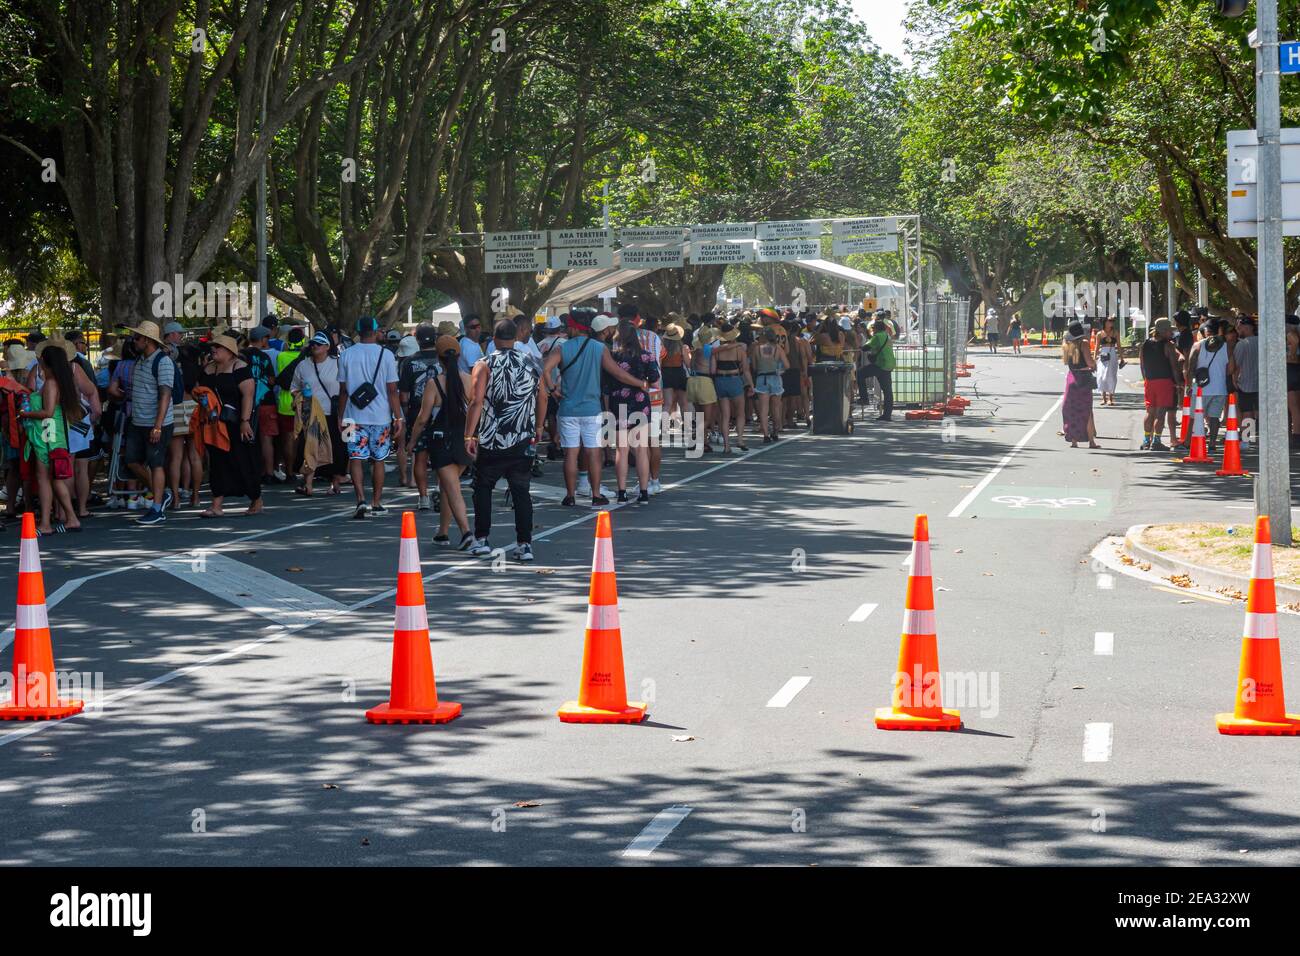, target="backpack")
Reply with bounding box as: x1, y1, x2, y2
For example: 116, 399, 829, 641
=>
152, 350, 185, 402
